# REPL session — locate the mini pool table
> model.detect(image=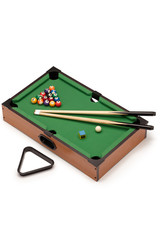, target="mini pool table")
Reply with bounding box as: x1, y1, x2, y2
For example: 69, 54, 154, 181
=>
2, 66, 147, 181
